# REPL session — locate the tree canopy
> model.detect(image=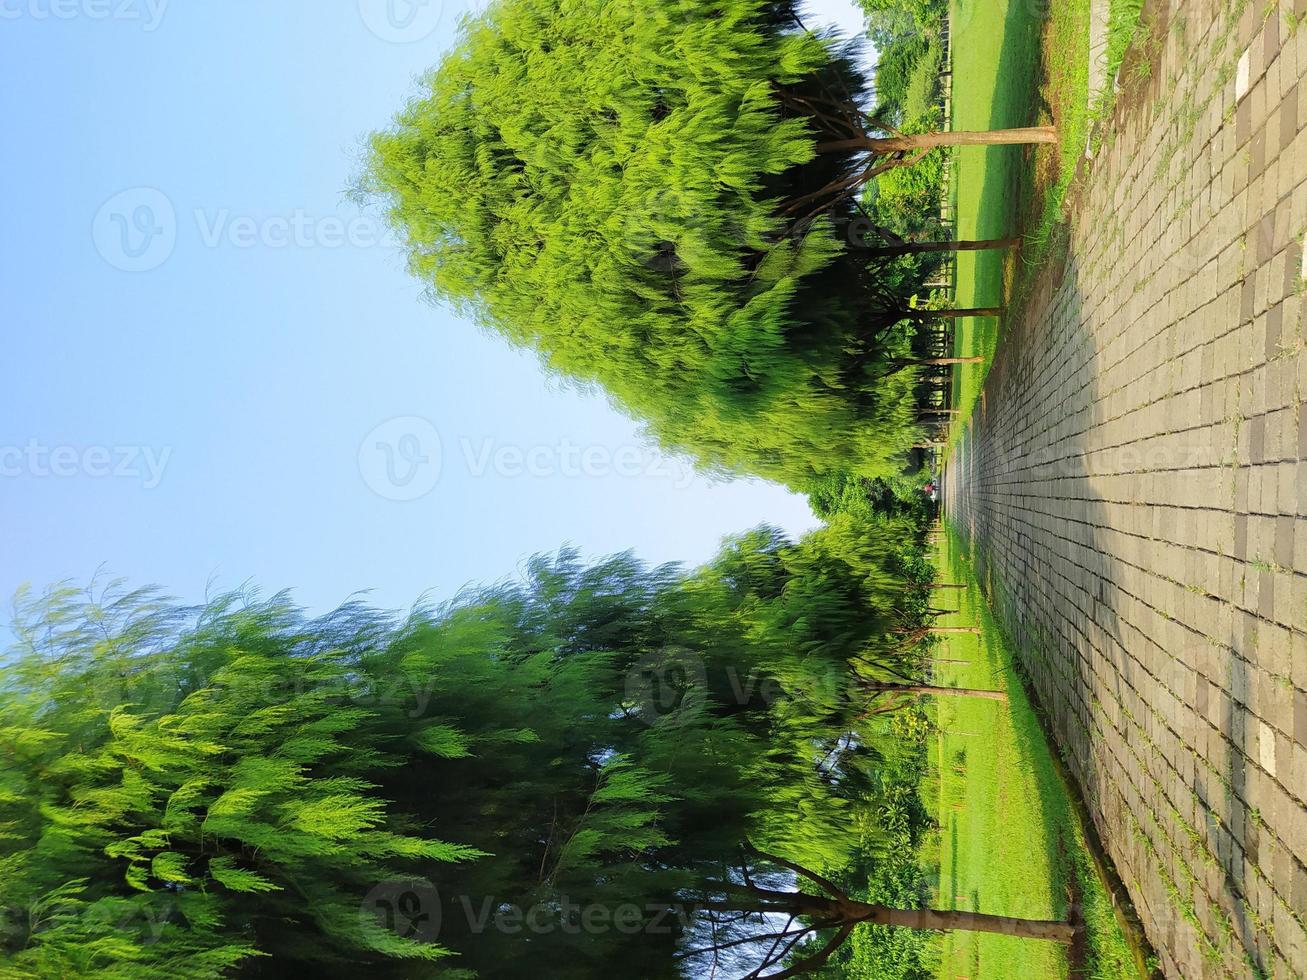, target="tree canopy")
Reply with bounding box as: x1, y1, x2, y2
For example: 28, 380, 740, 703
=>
366, 0, 923, 491
2, 517, 1018, 978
